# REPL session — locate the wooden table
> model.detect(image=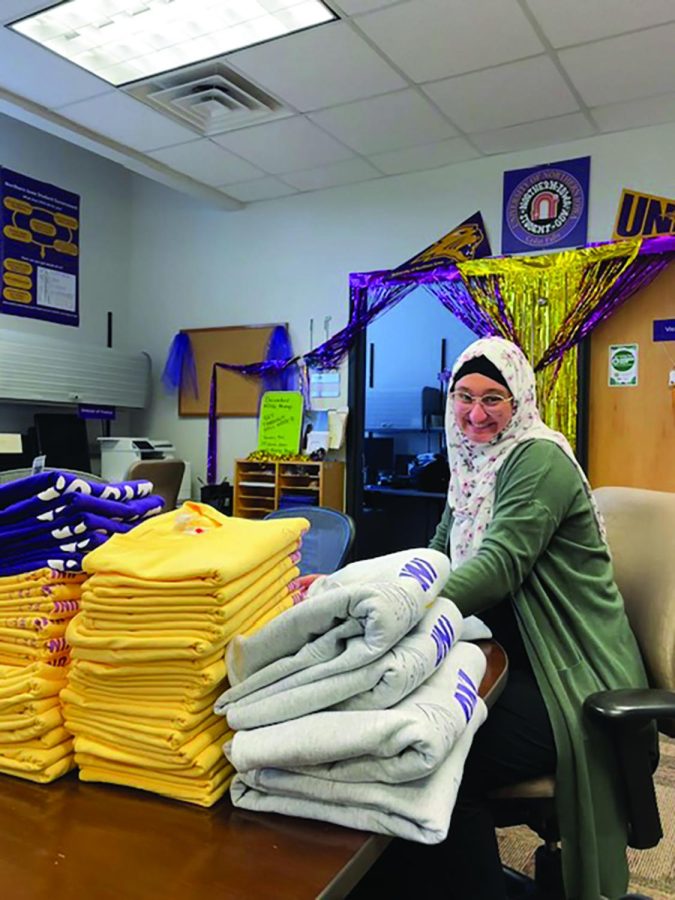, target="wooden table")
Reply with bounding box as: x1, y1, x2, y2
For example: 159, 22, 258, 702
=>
0, 642, 507, 900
